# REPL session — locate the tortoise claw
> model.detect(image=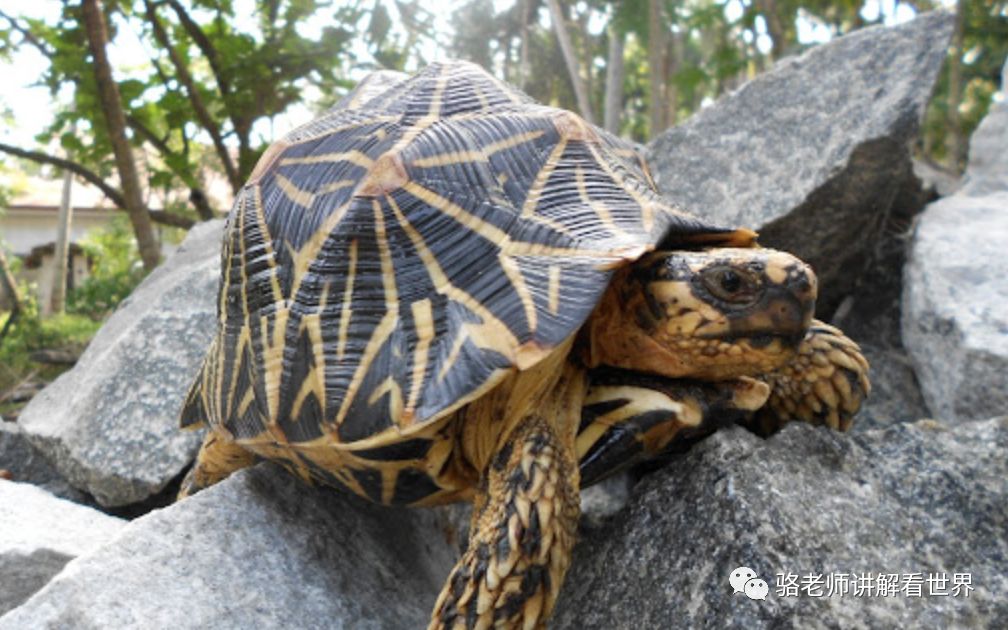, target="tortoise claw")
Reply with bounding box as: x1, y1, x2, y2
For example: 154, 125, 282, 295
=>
746, 320, 870, 436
